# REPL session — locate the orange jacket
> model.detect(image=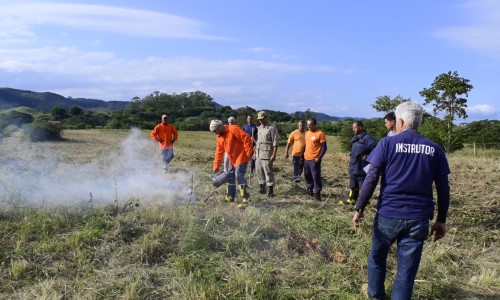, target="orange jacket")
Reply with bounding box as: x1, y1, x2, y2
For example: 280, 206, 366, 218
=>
213, 125, 253, 170
150, 123, 178, 150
